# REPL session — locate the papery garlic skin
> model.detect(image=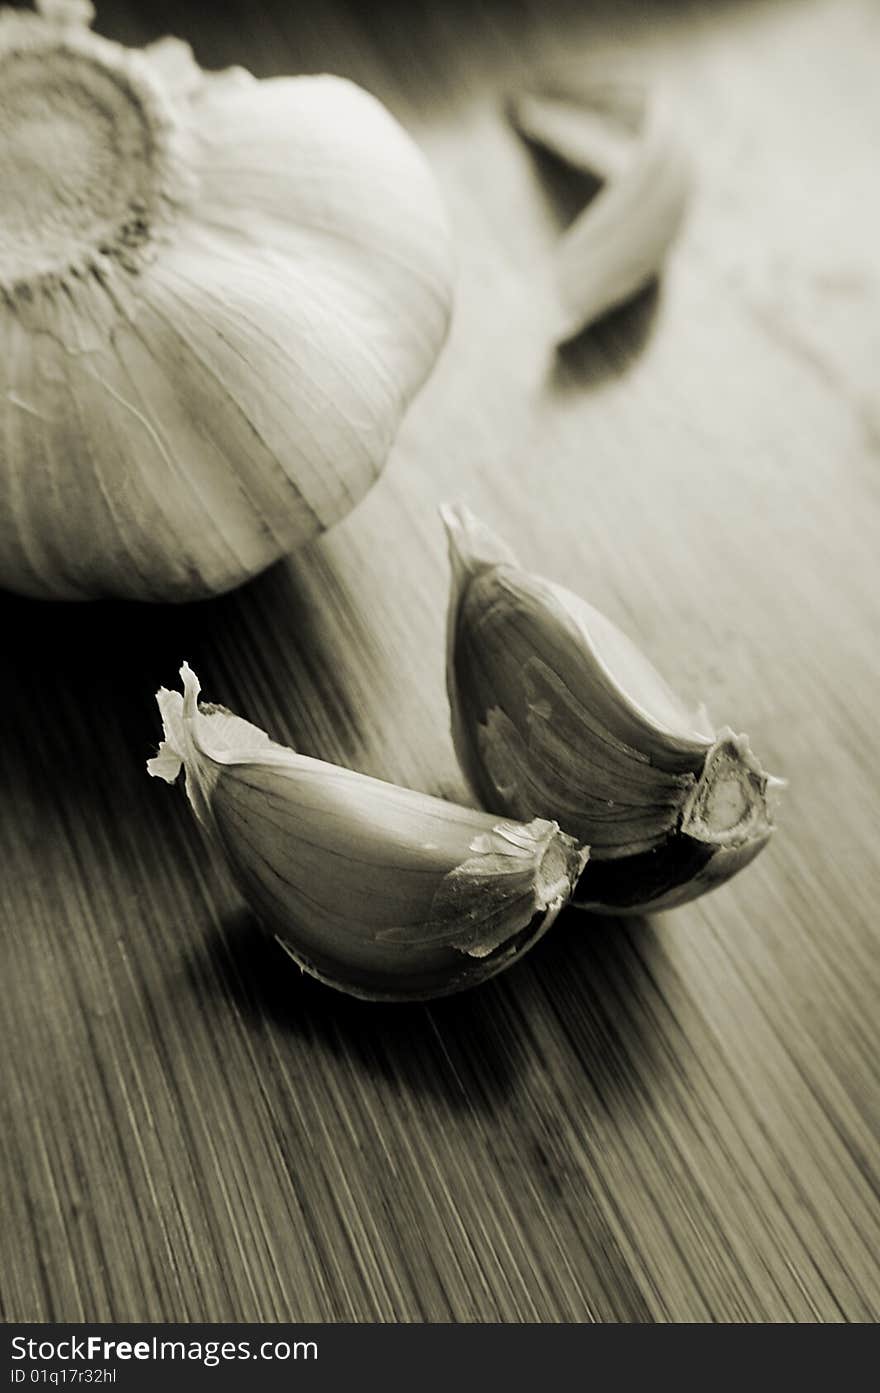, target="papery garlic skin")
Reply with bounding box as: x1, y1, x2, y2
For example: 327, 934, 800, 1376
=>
148, 665, 587, 1001
0, 2, 453, 601
443, 505, 781, 914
